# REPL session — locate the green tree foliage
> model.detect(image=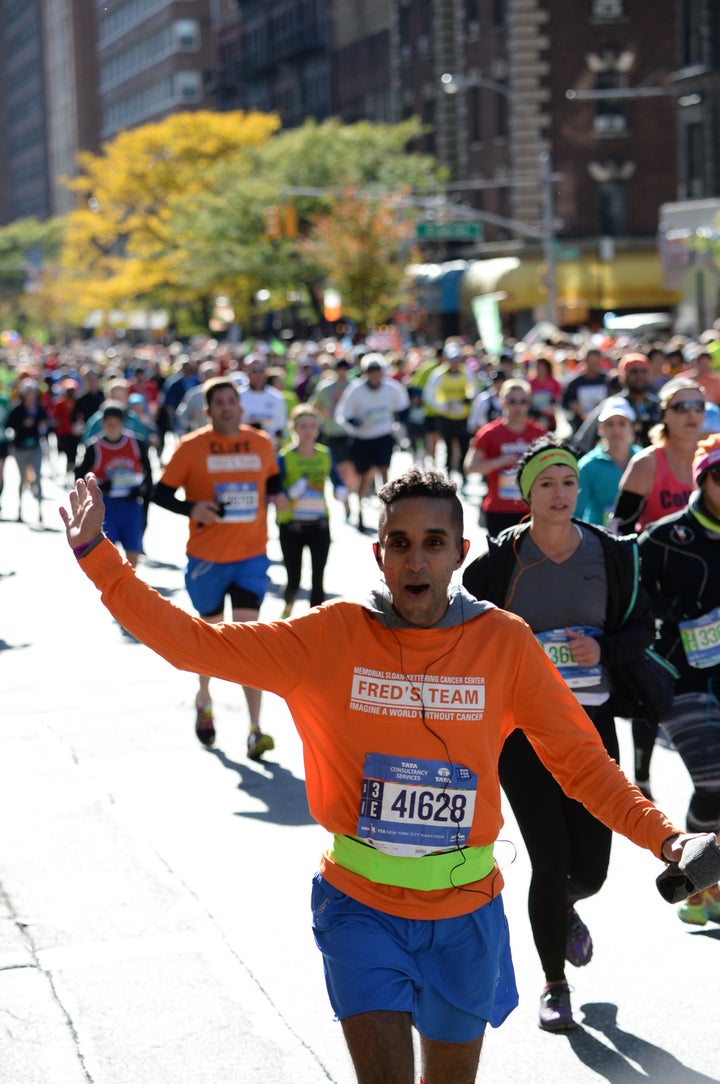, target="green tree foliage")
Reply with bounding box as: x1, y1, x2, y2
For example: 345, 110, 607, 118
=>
172, 117, 444, 327
0, 216, 65, 335
57, 112, 444, 332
